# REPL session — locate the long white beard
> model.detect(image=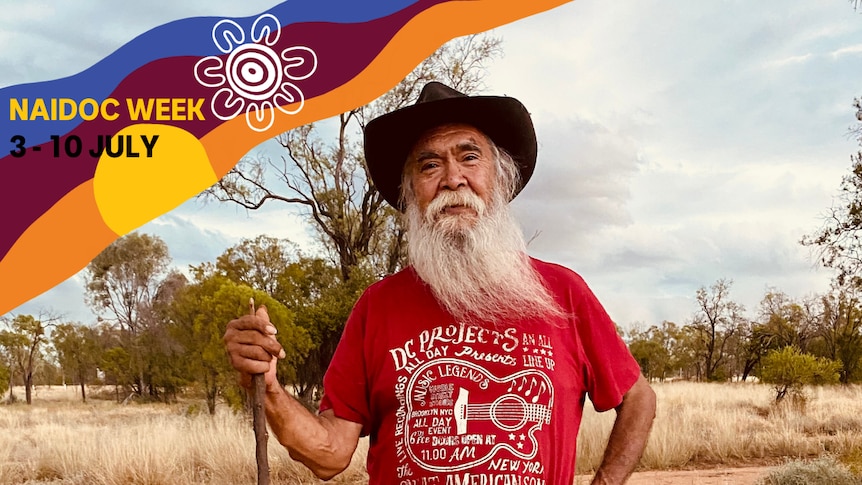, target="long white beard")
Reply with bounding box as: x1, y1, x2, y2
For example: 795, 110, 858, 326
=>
406, 189, 565, 324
